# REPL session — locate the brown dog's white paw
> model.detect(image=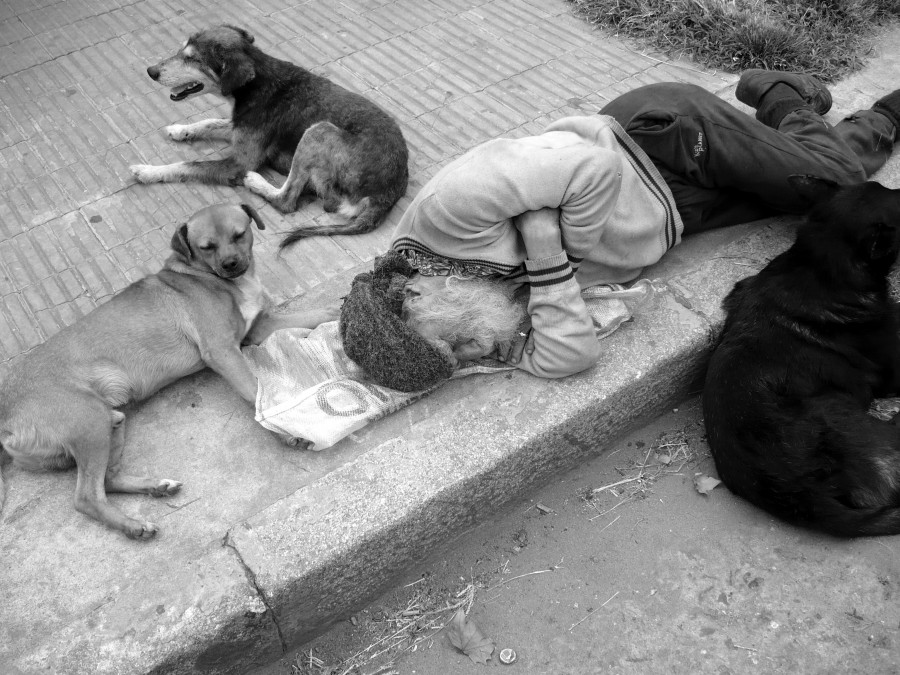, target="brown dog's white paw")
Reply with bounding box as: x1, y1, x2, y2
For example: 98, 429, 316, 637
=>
130, 164, 165, 184
125, 521, 159, 540
165, 124, 193, 142
150, 479, 182, 497
243, 171, 279, 200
